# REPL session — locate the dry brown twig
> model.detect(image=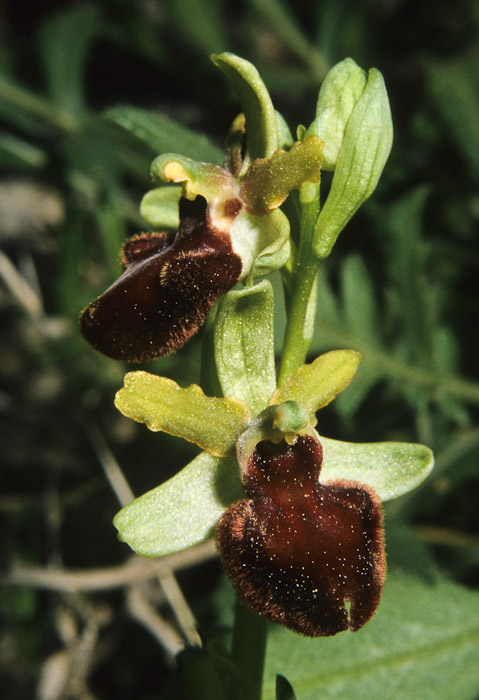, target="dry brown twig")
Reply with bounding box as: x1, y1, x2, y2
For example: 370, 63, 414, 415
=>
85, 422, 205, 647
